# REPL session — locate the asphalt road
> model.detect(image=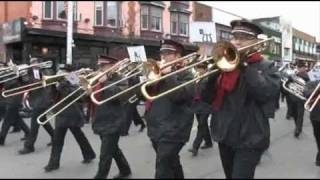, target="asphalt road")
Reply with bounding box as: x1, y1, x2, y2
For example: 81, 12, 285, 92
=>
0, 101, 319, 178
